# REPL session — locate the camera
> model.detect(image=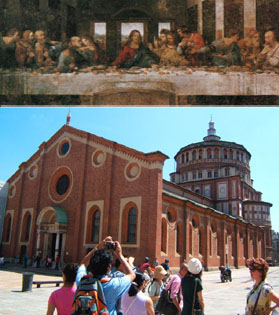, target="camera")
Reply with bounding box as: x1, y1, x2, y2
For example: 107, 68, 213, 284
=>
104, 241, 115, 250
